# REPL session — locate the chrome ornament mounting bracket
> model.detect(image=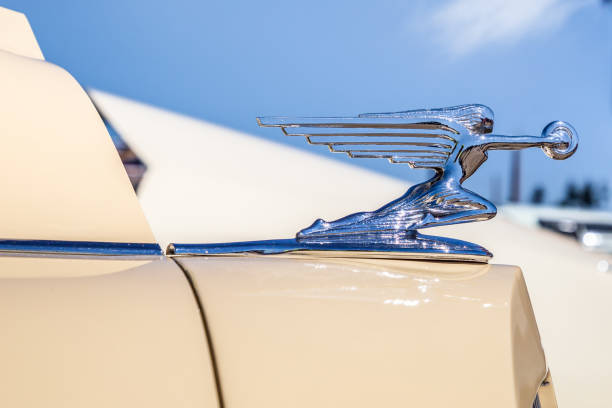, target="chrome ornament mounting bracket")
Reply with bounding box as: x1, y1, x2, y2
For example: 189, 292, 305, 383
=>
168, 104, 577, 262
